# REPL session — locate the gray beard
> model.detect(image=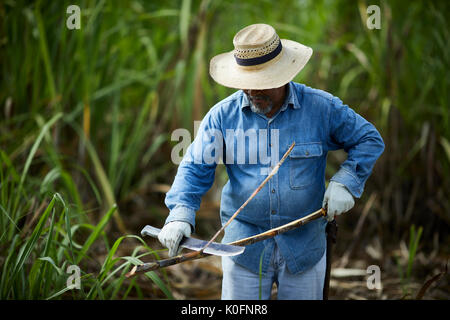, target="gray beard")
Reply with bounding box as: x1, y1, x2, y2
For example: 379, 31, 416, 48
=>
249, 95, 274, 115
